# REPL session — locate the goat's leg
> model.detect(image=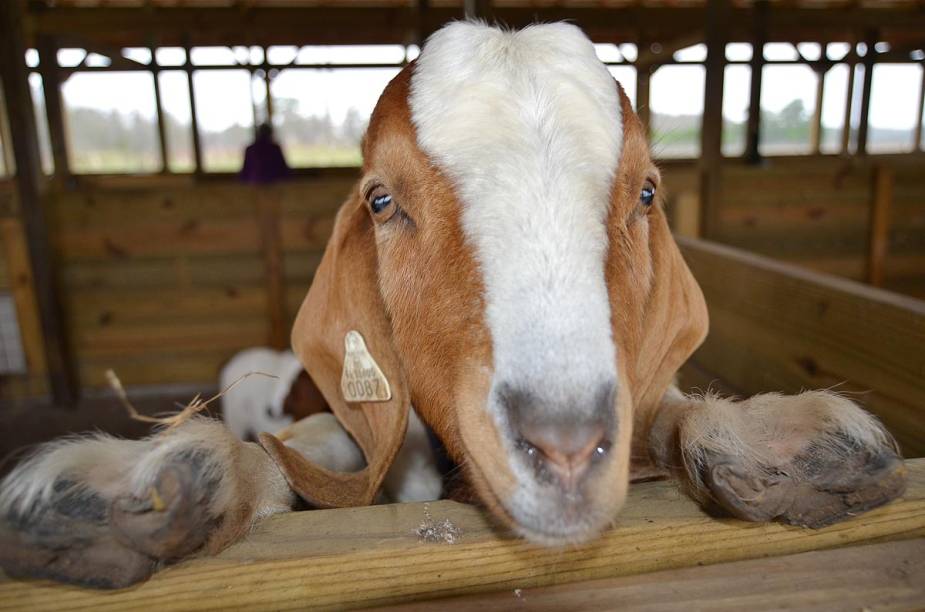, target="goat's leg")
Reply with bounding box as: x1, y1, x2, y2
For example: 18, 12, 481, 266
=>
284, 410, 443, 503
646, 387, 907, 527
0, 418, 294, 589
